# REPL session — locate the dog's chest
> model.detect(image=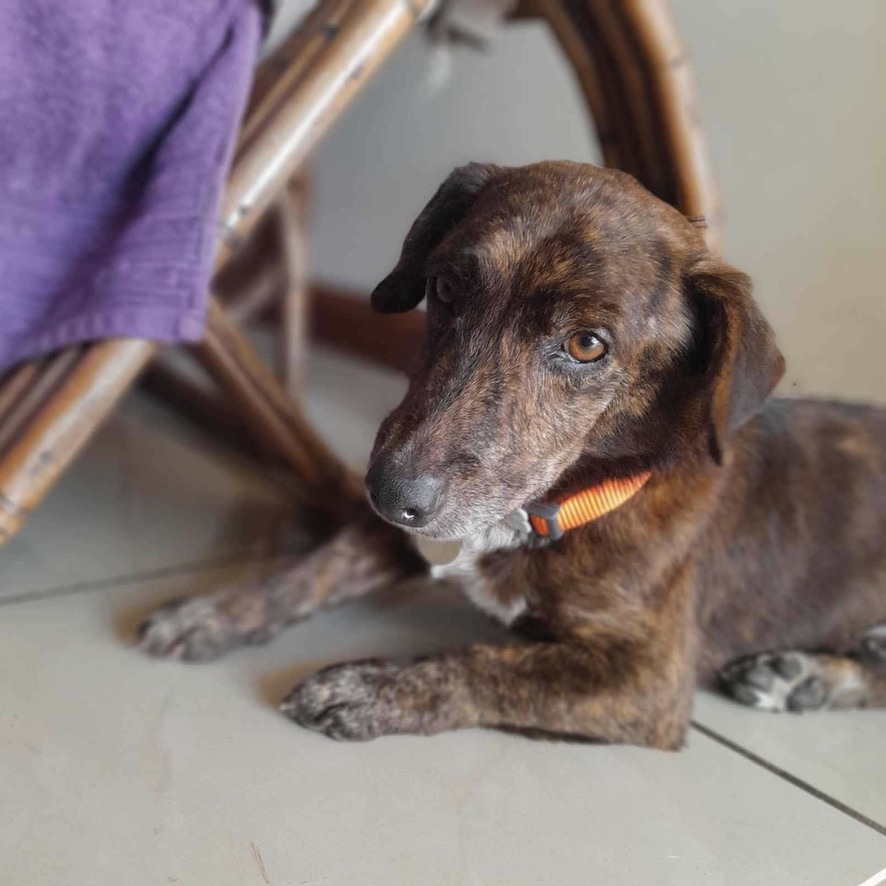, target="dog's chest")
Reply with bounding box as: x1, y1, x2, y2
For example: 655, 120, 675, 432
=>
414, 526, 530, 626
433, 549, 528, 625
